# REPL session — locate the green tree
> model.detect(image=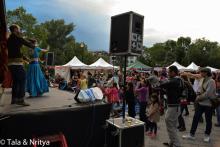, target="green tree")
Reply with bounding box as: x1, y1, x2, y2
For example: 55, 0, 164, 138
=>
176, 37, 191, 65
147, 43, 167, 66
41, 19, 77, 65
165, 40, 177, 52
6, 7, 102, 66
176, 37, 191, 47
32, 24, 48, 47
188, 38, 219, 67
42, 19, 75, 49
7, 6, 37, 38
142, 36, 220, 68
138, 47, 154, 66
7, 7, 43, 58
